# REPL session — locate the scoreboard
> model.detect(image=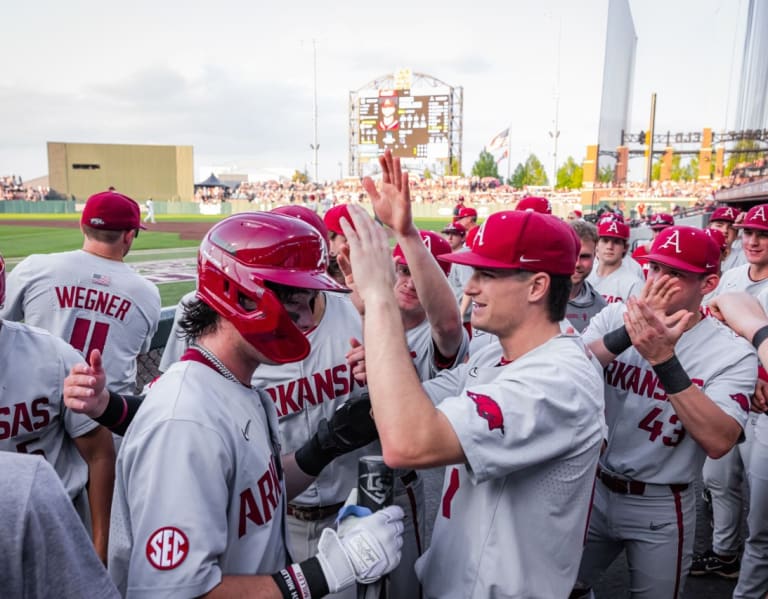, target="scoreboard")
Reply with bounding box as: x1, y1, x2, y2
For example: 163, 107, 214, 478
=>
357, 88, 451, 161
